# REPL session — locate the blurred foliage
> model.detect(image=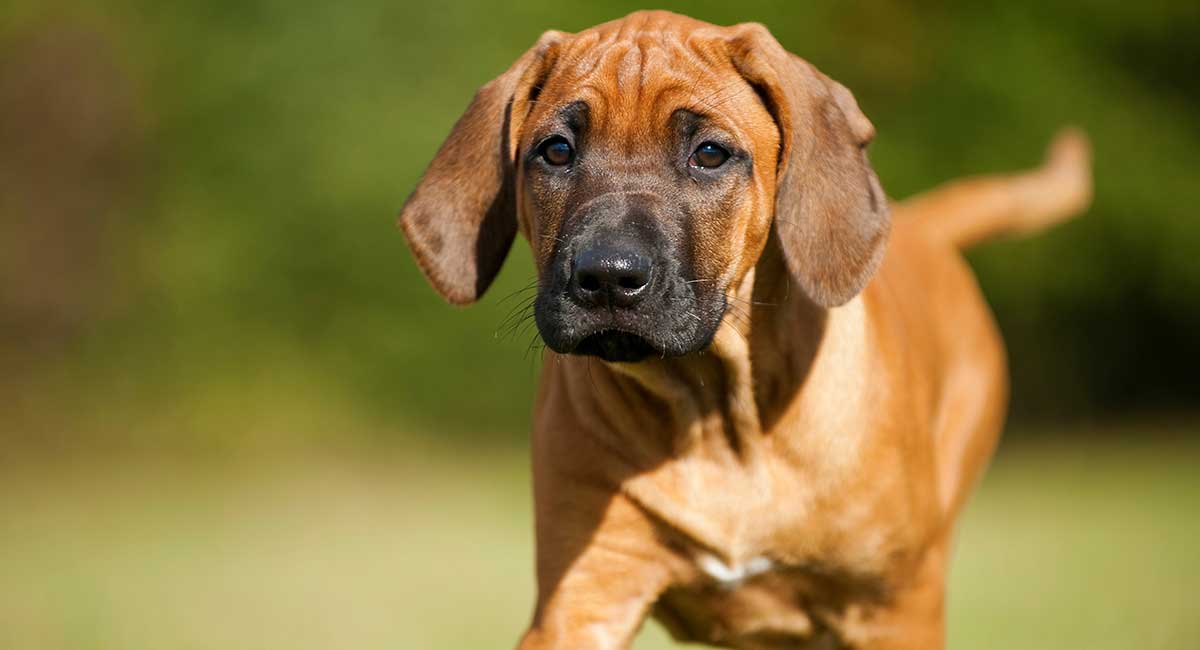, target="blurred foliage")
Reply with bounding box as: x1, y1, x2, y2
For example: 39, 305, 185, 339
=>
1, 1, 1198, 448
